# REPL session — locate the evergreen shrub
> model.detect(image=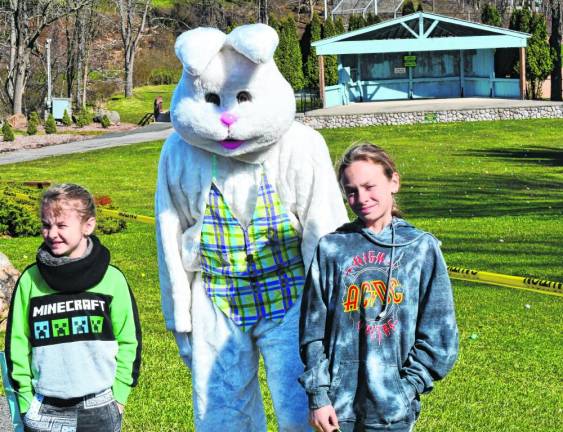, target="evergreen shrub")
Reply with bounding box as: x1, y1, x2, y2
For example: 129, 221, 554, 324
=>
2, 121, 15, 142
77, 110, 92, 128
148, 68, 181, 85
0, 197, 41, 237
62, 109, 72, 126
101, 115, 111, 128
27, 112, 39, 135
0, 186, 127, 237
45, 114, 57, 134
